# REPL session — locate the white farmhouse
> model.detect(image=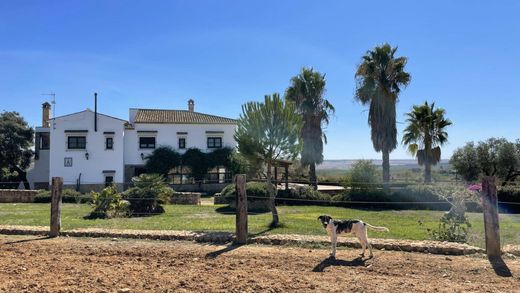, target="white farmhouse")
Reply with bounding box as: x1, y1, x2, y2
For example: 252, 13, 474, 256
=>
27, 98, 238, 192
